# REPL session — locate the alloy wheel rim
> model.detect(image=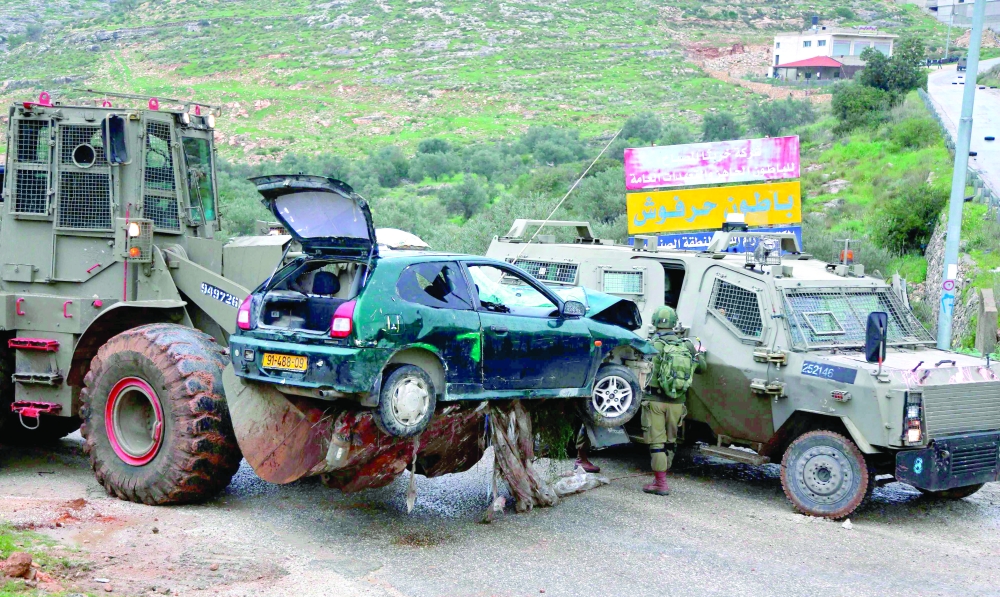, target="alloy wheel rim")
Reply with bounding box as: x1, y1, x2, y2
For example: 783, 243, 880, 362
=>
592, 375, 633, 417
